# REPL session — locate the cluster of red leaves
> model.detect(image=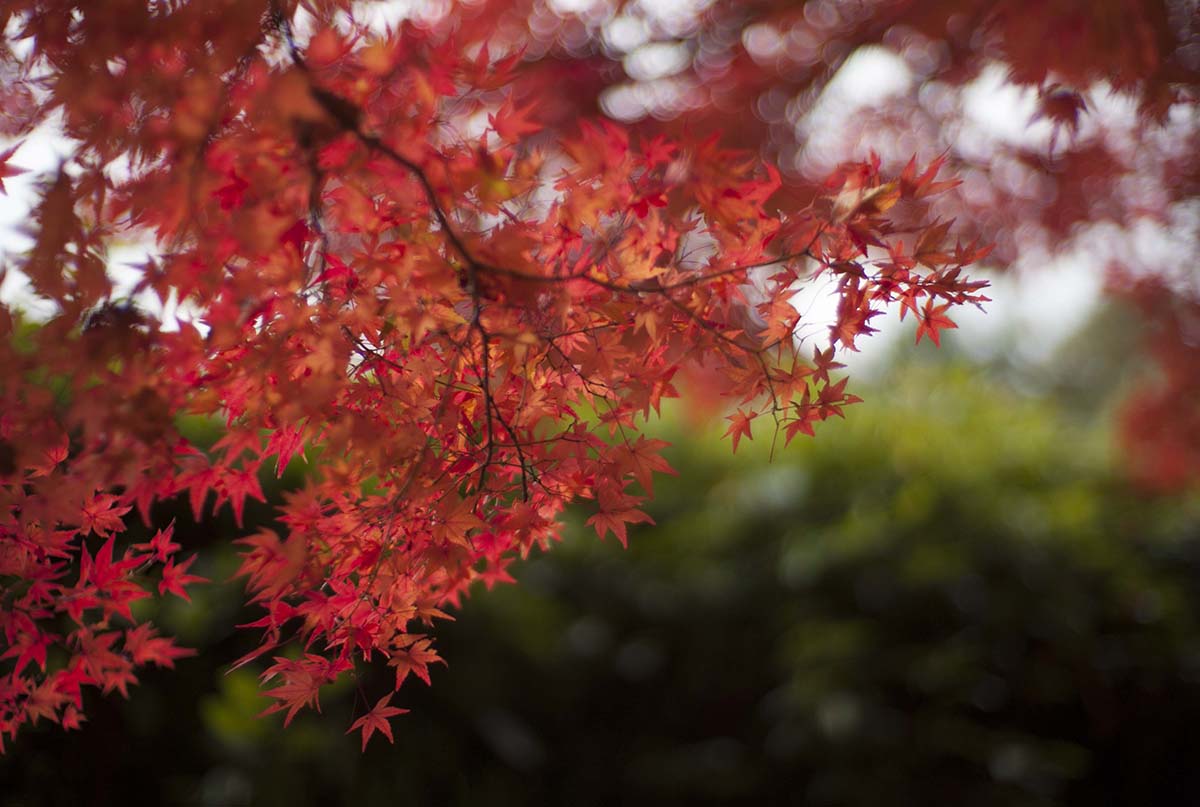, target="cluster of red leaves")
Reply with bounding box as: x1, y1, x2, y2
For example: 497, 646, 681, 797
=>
0, 1, 987, 750
493, 0, 1198, 484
